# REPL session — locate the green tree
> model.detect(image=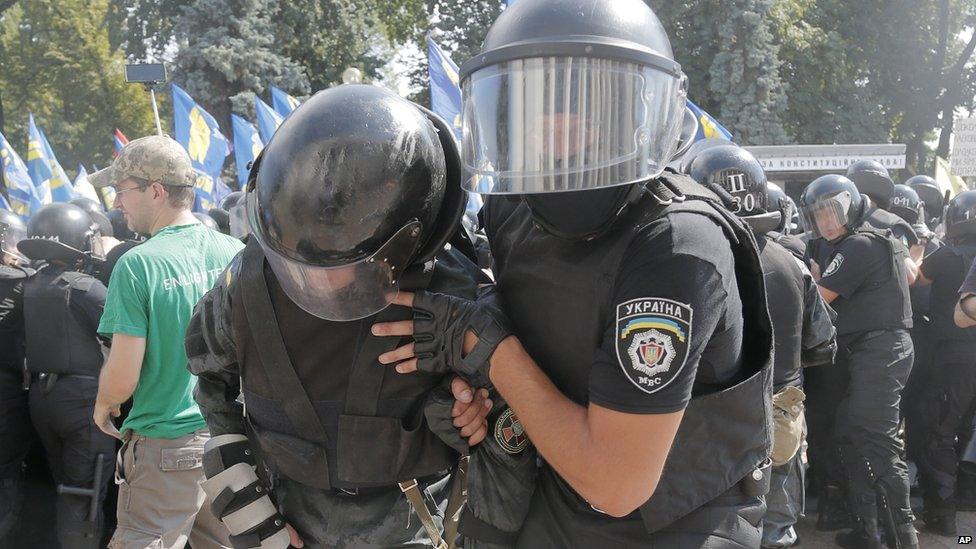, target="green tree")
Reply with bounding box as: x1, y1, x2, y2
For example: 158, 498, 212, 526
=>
0, 0, 155, 172
708, 0, 790, 145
